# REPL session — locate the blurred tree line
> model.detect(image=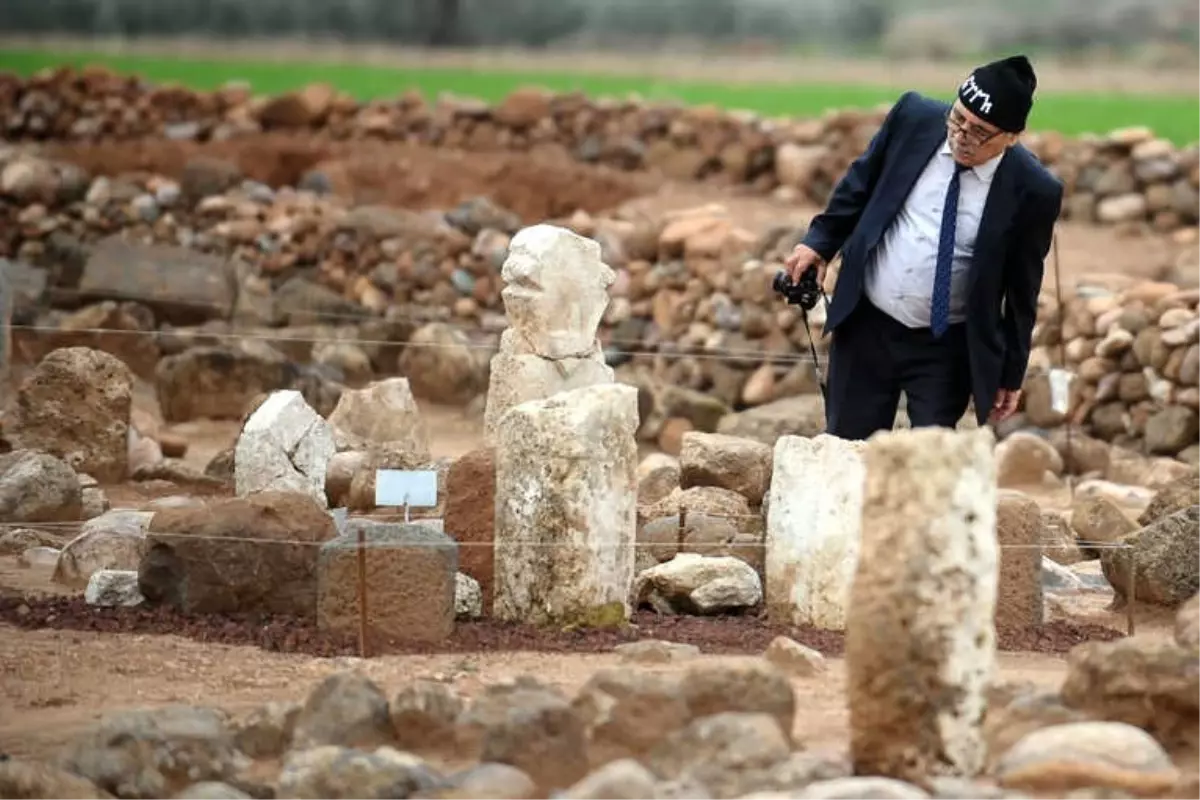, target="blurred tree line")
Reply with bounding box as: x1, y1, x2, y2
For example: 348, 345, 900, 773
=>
0, 0, 1195, 58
